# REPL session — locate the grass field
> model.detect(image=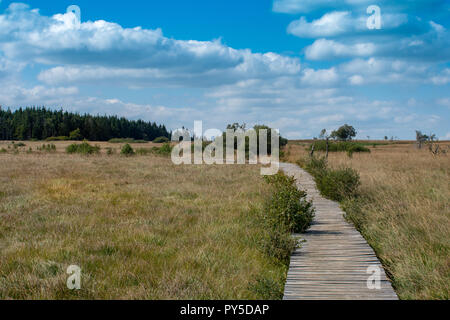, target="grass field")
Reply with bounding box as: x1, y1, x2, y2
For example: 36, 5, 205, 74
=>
0, 141, 289, 299
284, 141, 450, 300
